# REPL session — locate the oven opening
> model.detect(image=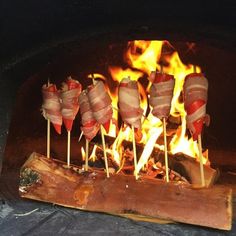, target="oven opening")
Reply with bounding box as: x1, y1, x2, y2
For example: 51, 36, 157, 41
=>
2, 38, 235, 232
